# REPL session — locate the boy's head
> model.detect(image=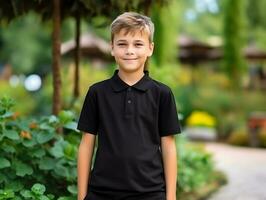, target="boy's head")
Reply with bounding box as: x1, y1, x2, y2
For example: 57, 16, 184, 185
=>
110, 12, 154, 73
